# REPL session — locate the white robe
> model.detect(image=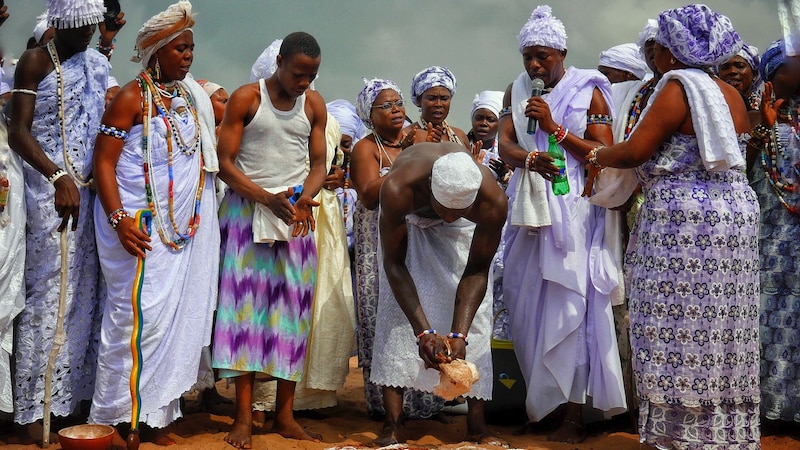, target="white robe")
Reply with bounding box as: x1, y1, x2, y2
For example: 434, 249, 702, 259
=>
504, 68, 626, 421
371, 216, 493, 400
0, 122, 25, 414
89, 89, 220, 427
